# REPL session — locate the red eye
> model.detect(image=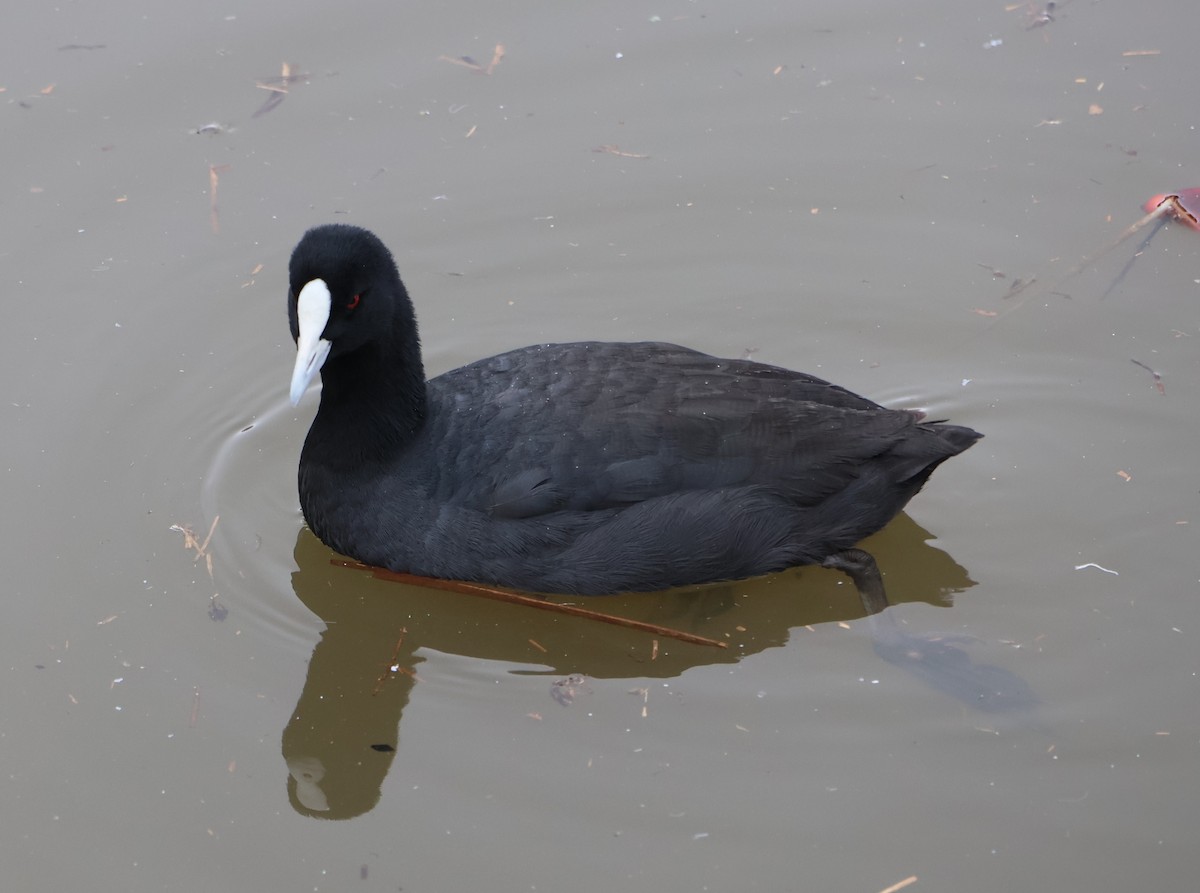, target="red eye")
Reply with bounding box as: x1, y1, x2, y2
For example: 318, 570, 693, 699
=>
346, 294, 361, 311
